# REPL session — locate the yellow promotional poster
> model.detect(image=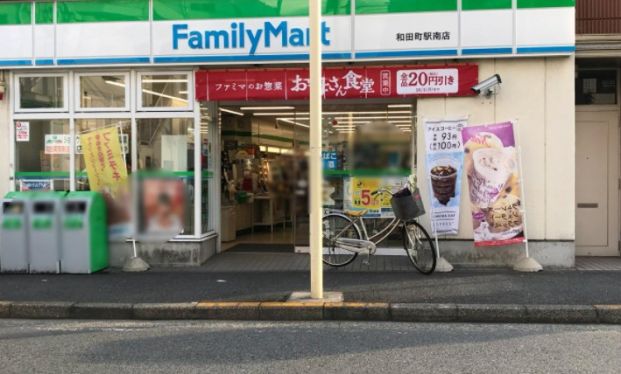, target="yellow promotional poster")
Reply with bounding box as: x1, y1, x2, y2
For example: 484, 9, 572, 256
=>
82, 127, 128, 192
351, 178, 382, 211
81, 127, 131, 236
345, 177, 407, 218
